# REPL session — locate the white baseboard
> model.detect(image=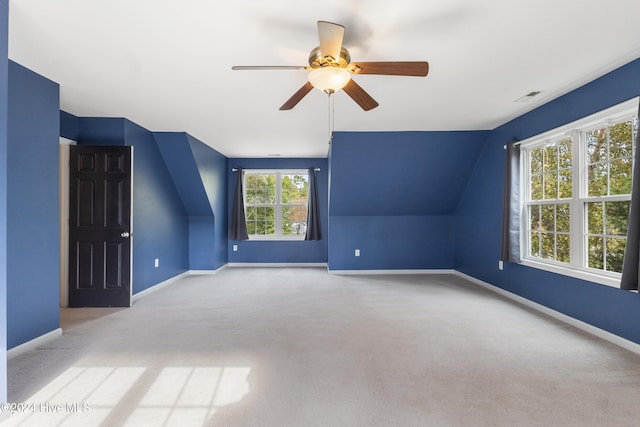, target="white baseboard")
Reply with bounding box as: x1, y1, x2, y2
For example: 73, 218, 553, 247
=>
189, 264, 228, 275
328, 269, 456, 275
132, 266, 229, 302
454, 271, 640, 356
228, 263, 327, 268
131, 271, 190, 303
8, 328, 63, 360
